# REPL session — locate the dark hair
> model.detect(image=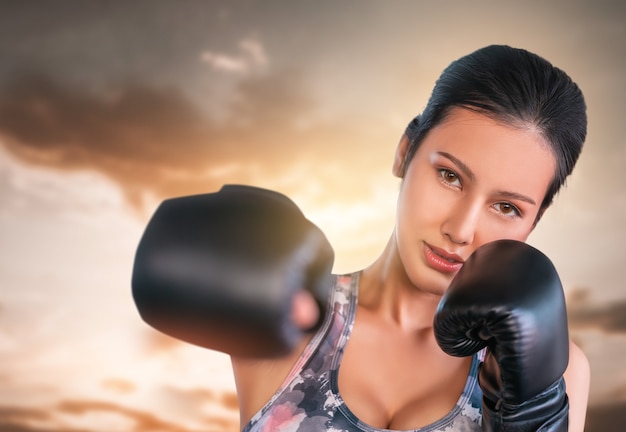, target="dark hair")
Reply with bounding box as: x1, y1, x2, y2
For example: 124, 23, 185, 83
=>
402, 45, 587, 212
